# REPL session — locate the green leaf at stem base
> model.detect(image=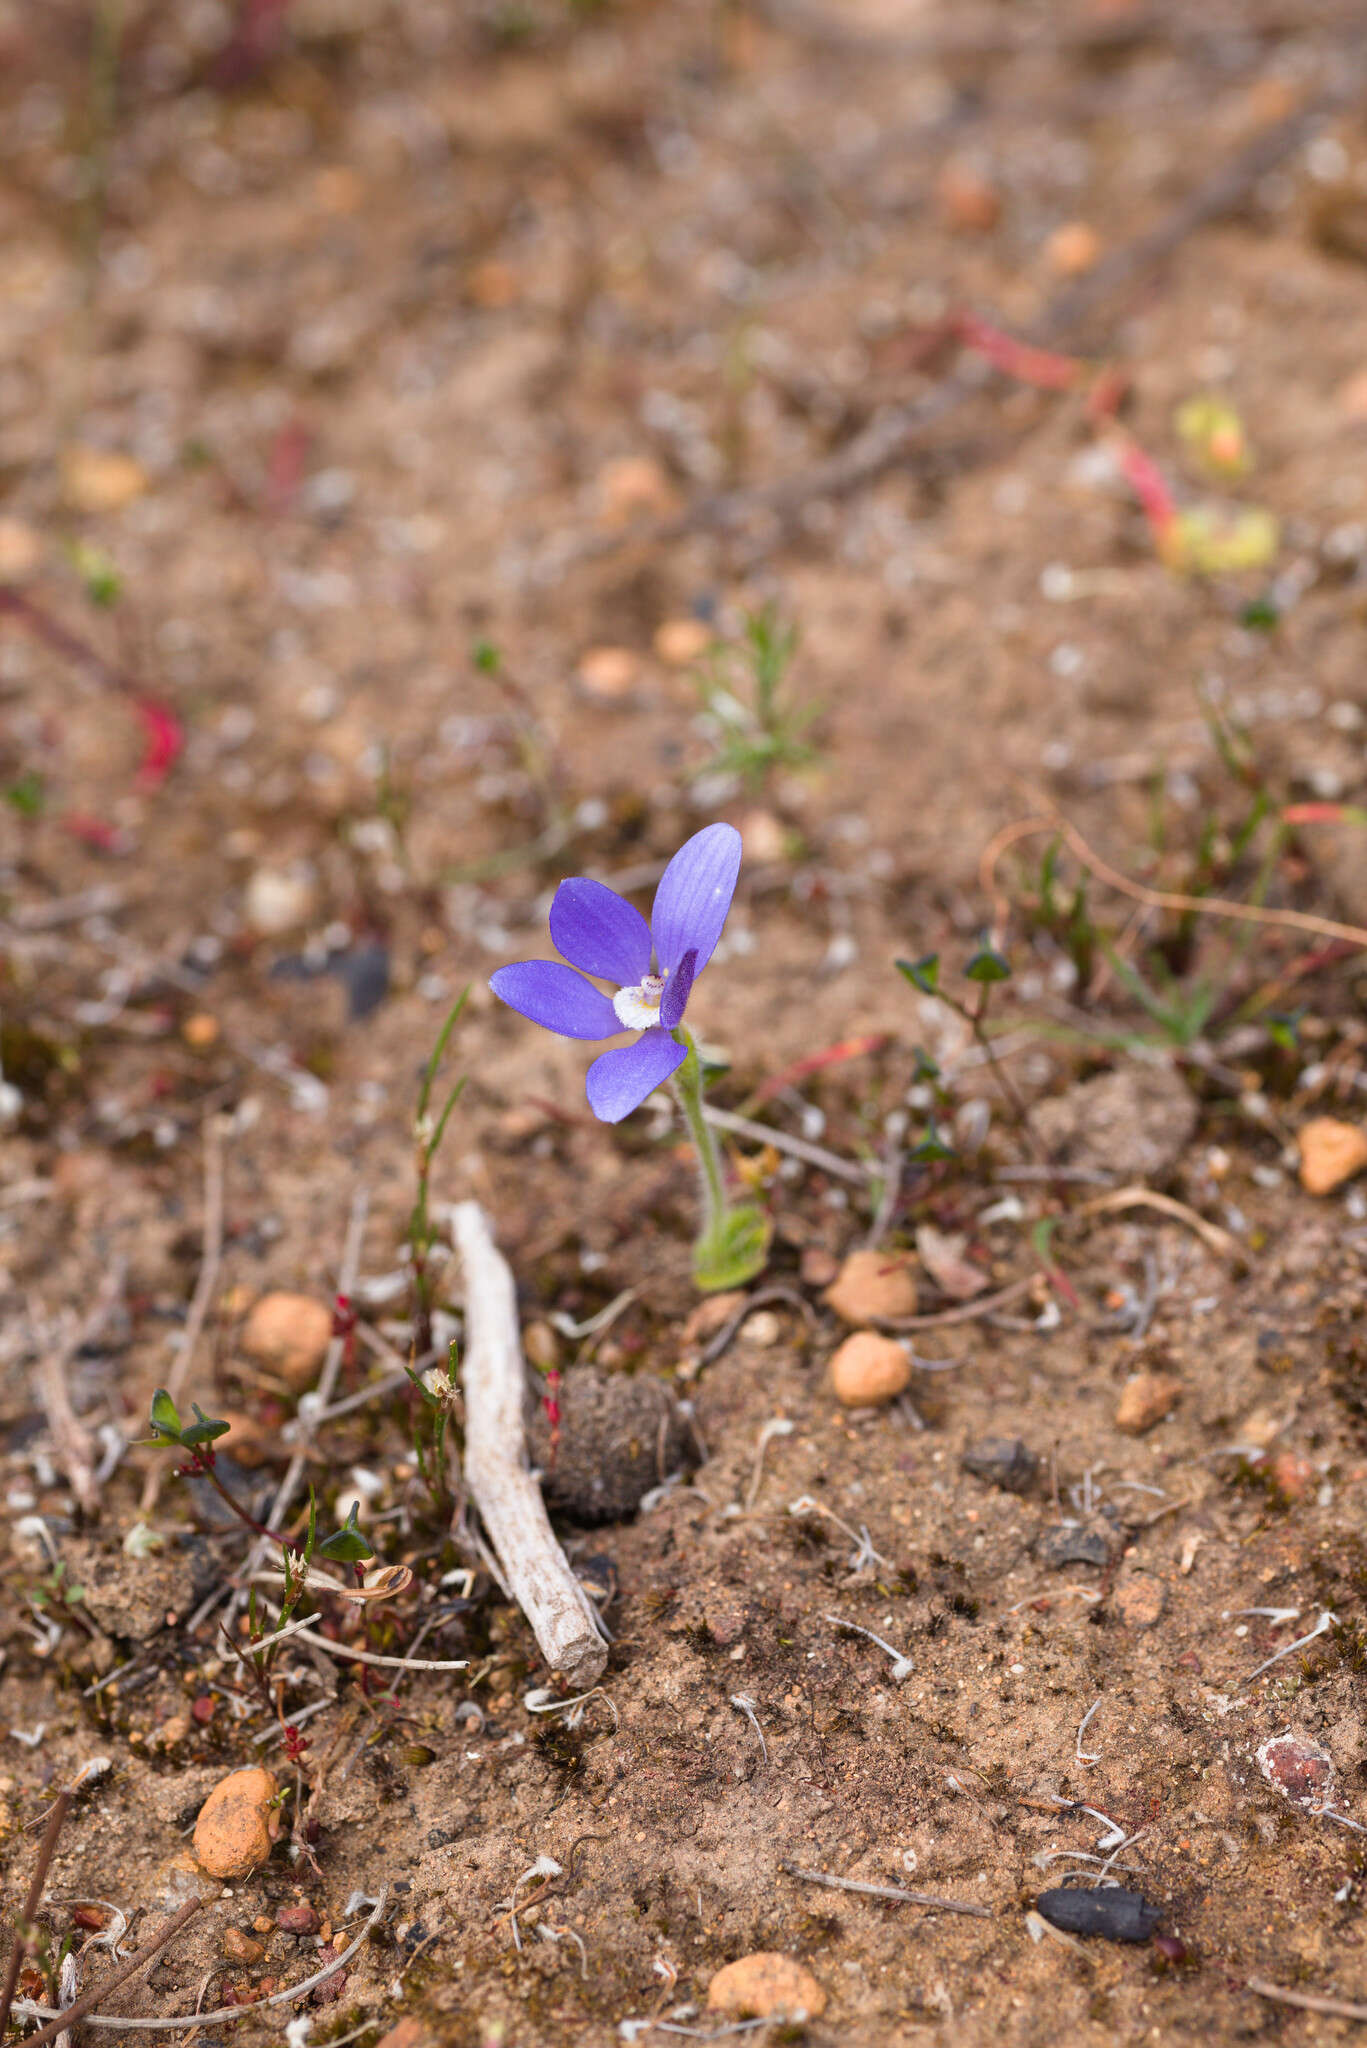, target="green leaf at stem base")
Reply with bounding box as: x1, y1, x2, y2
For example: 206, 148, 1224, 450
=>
692, 1201, 771, 1293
